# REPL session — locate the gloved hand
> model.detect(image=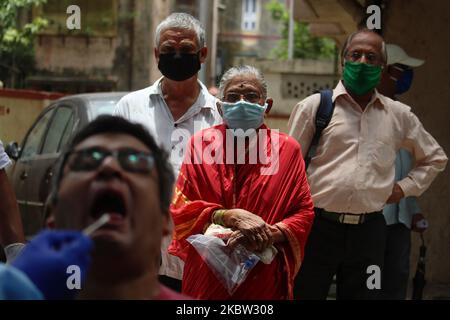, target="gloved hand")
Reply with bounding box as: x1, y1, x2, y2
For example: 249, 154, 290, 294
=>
11, 230, 93, 300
